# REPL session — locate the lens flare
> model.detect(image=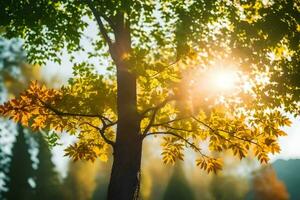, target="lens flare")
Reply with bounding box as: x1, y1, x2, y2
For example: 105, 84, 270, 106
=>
212, 69, 238, 91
